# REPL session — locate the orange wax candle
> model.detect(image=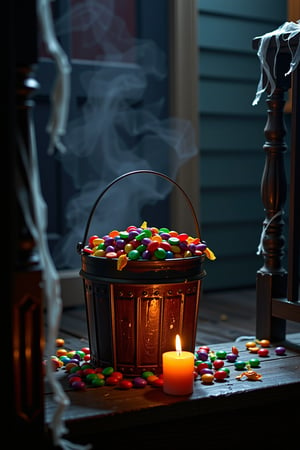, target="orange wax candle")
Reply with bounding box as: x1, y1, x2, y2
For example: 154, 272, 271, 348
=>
162, 335, 194, 396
